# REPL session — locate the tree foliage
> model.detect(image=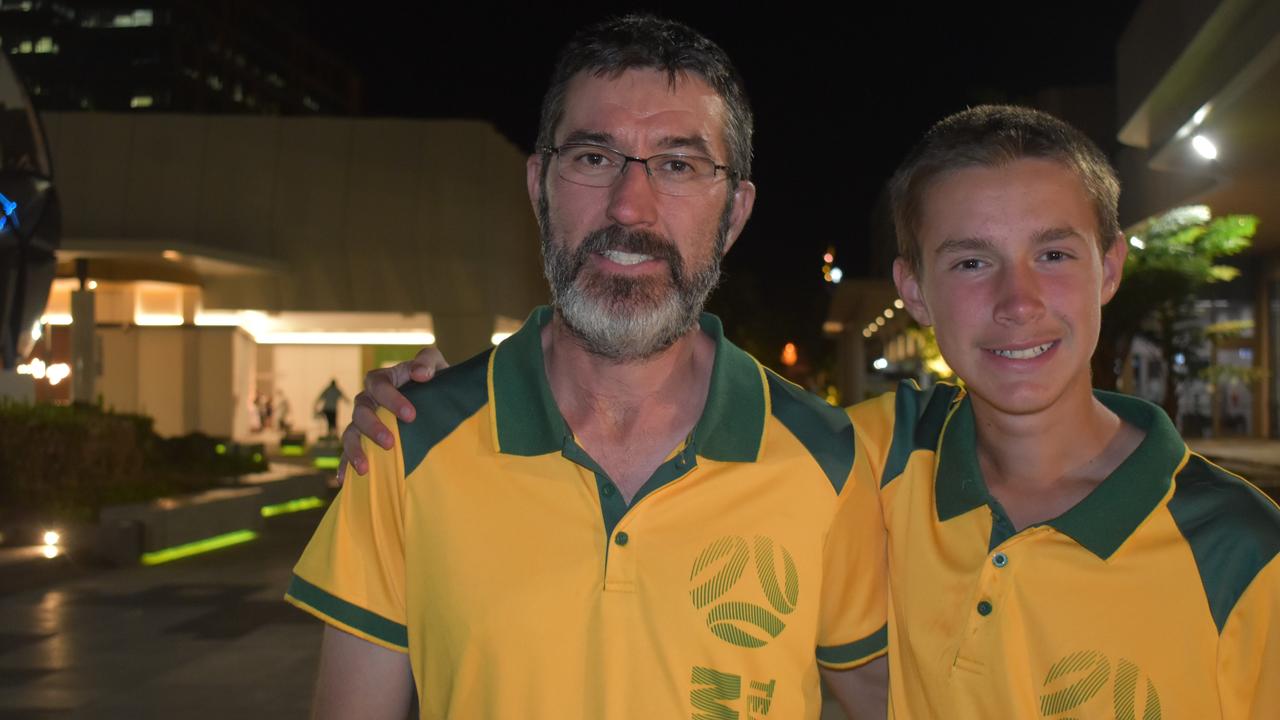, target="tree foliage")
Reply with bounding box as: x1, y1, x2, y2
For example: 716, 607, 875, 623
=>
1095, 206, 1258, 418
